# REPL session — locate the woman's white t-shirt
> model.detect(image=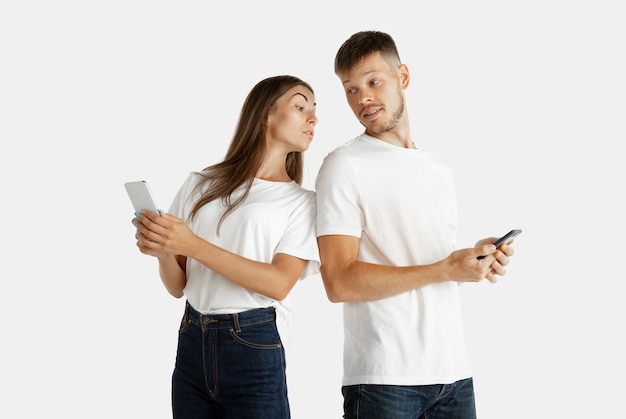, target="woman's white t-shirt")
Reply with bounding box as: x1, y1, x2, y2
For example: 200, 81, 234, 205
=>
316, 134, 472, 386
168, 172, 320, 350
